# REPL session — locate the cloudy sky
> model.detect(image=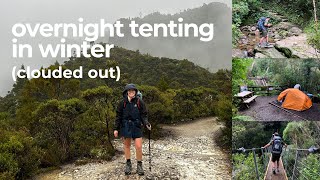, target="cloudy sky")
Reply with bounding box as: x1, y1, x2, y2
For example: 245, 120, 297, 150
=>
0, 0, 231, 96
